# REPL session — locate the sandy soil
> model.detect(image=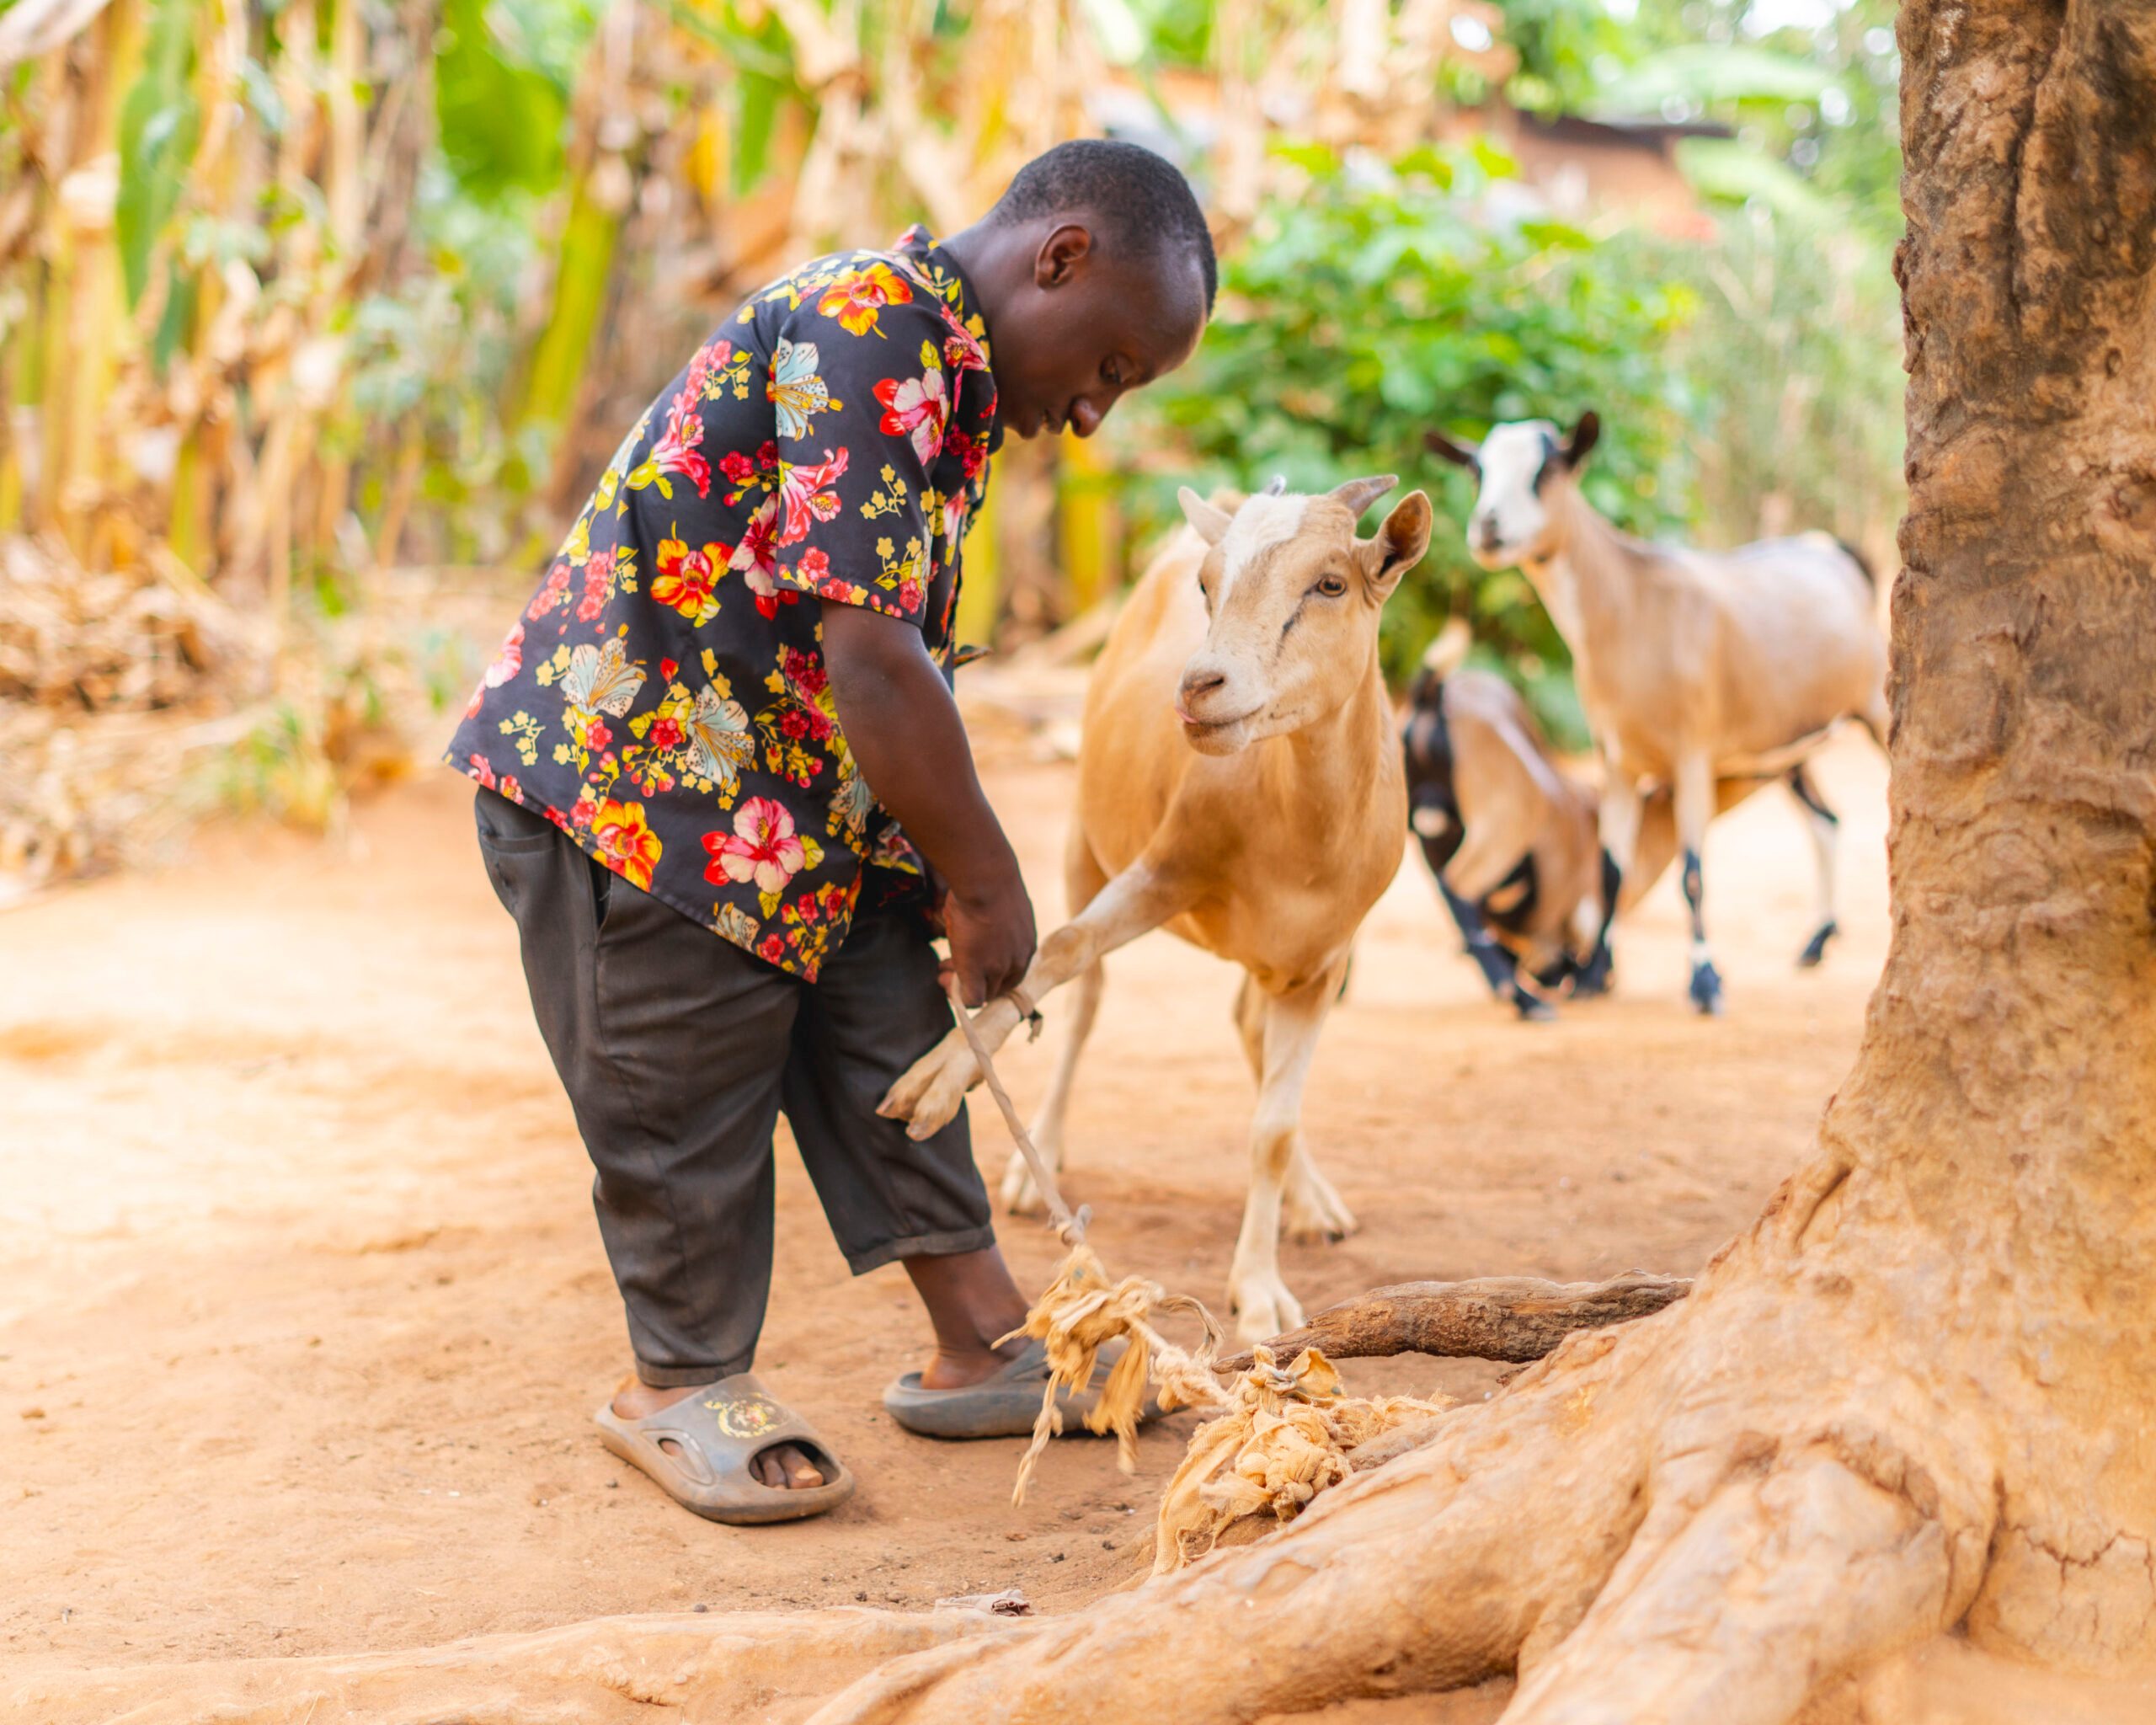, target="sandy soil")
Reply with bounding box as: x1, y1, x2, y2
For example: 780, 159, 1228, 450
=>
0, 723, 1889, 1708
